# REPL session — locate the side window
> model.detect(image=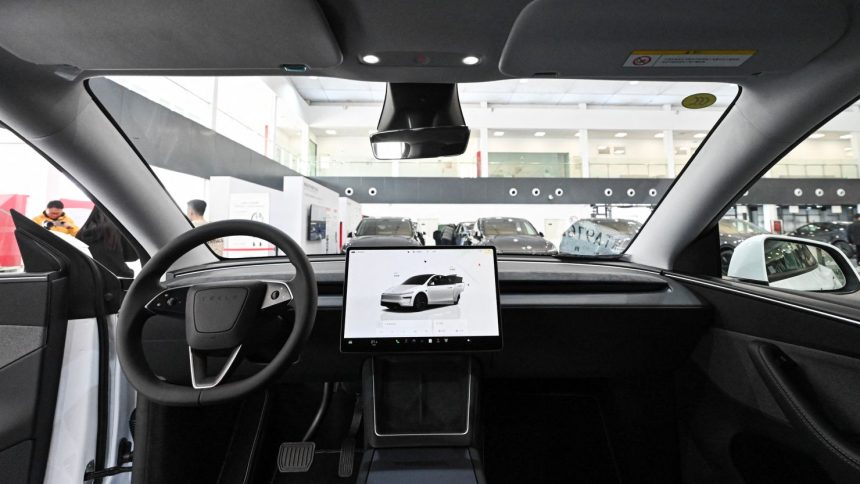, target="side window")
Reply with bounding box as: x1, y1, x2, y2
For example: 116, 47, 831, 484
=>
428, 276, 437, 286
0, 128, 139, 276
719, 104, 860, 291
